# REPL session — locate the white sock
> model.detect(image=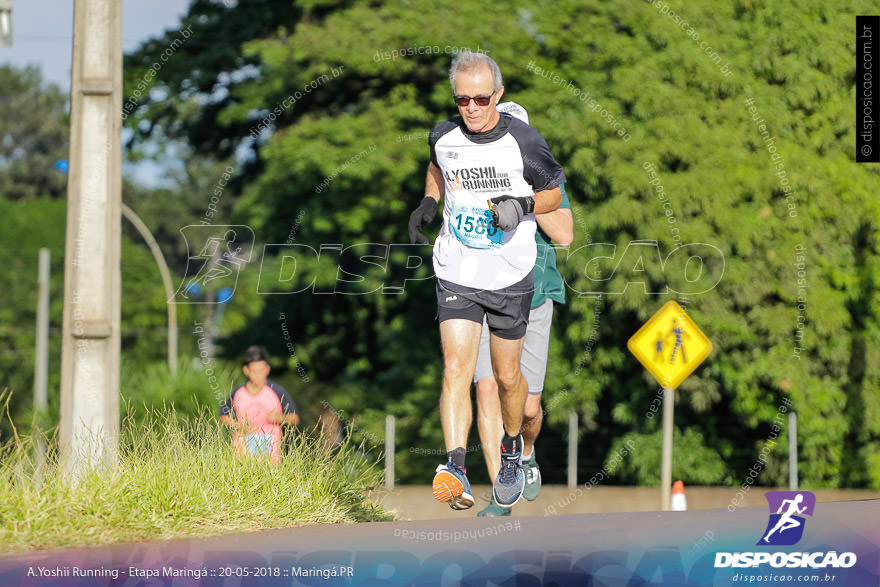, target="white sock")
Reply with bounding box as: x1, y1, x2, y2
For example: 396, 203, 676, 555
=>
522, 449, 533, 461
